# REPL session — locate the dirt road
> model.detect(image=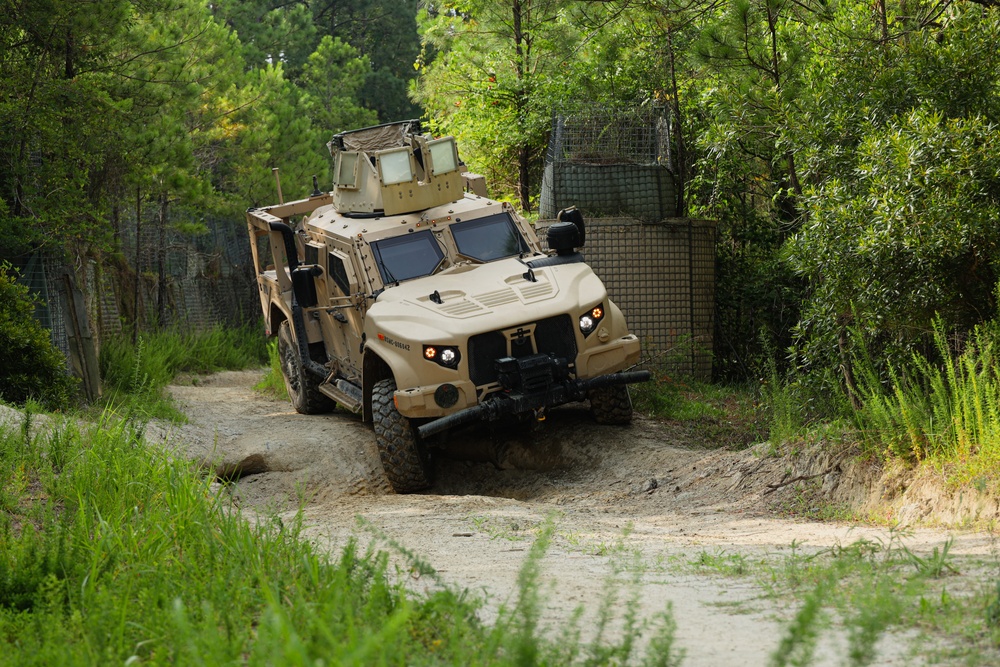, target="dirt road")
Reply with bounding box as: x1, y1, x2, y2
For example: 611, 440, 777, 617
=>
157, 371, 996, 666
